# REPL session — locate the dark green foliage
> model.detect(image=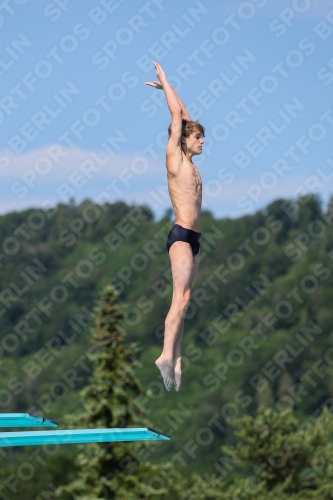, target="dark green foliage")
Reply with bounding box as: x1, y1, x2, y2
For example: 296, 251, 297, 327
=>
183, 407, 333, 499
56, 285, 171, 499
1, 196, 333, 498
